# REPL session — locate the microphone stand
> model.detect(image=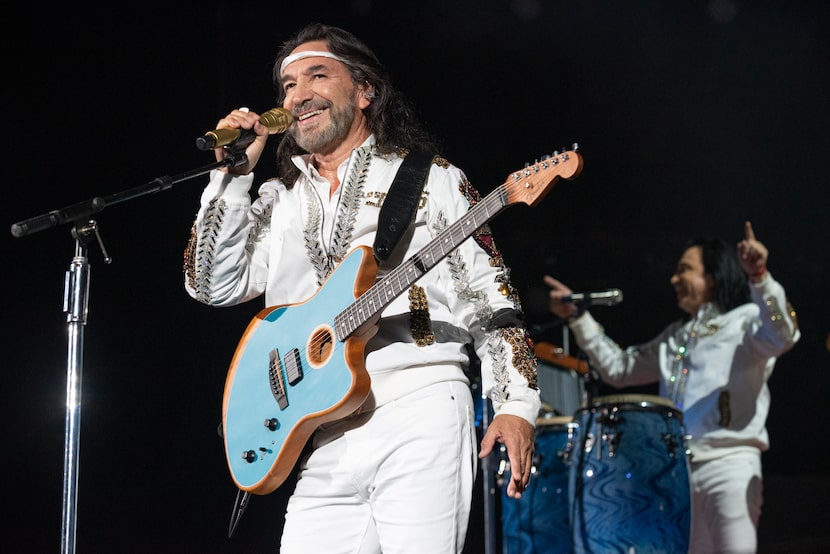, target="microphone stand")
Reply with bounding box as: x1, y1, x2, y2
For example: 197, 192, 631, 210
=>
480, 397, 499, 554
60, 221, 97, 554
11, 151, 248, 554
559, 313, 600, 407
